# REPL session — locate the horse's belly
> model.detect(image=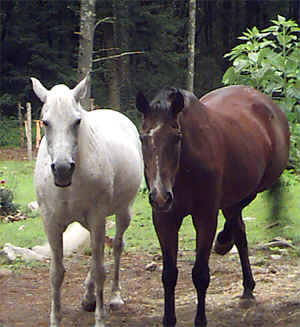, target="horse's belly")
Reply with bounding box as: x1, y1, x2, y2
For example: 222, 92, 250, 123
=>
220, 155, 267, 207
